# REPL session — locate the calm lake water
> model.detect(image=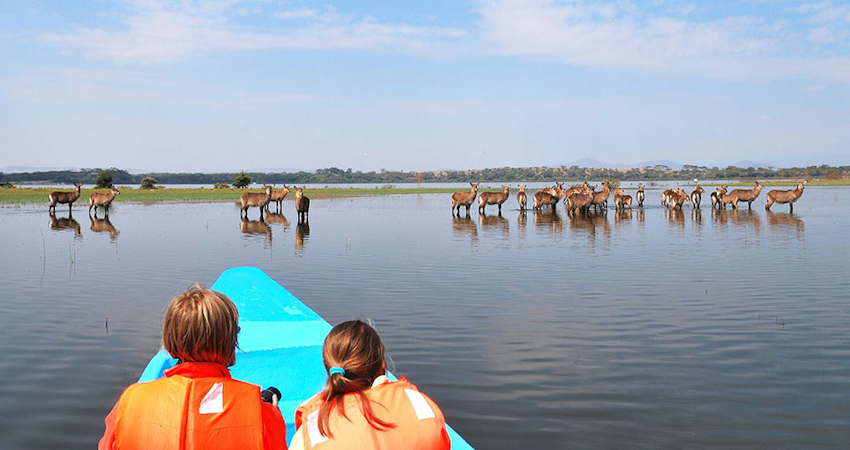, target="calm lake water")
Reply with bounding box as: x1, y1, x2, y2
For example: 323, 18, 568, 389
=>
1, 186, 848, 449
